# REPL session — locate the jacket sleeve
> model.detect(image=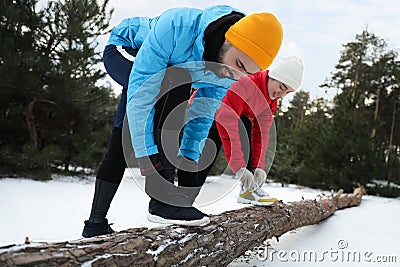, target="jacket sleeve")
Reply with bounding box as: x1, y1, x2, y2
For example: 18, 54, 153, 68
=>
250, 107, 273, 170
126, 11, 193, 158
245, 76, 274, 170
178, 68, 235, 161
215, 78, 252, 172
